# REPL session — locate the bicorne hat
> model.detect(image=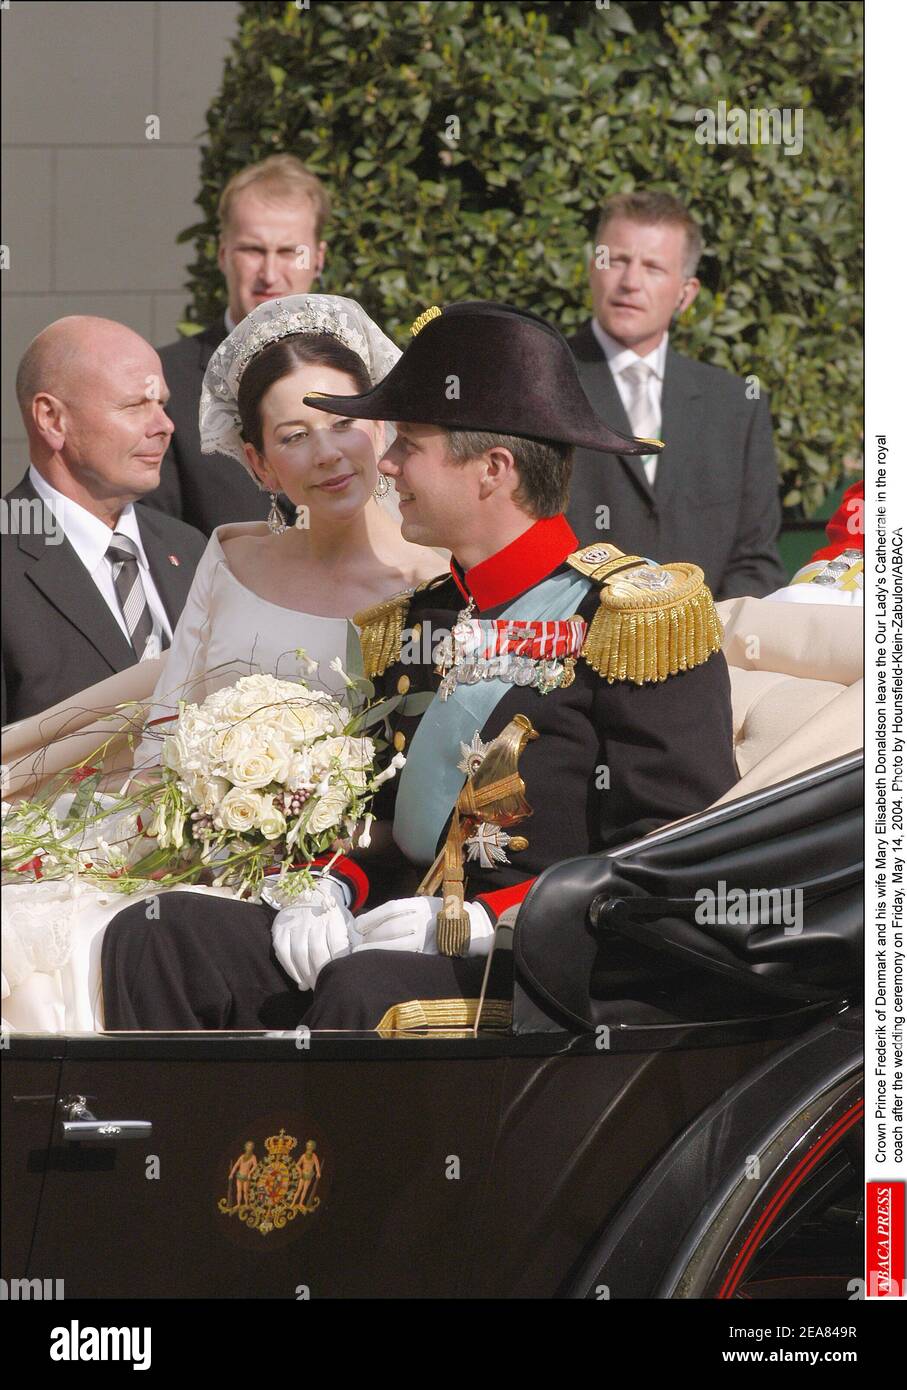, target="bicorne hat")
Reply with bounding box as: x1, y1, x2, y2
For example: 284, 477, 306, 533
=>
303, 301, 663, 455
